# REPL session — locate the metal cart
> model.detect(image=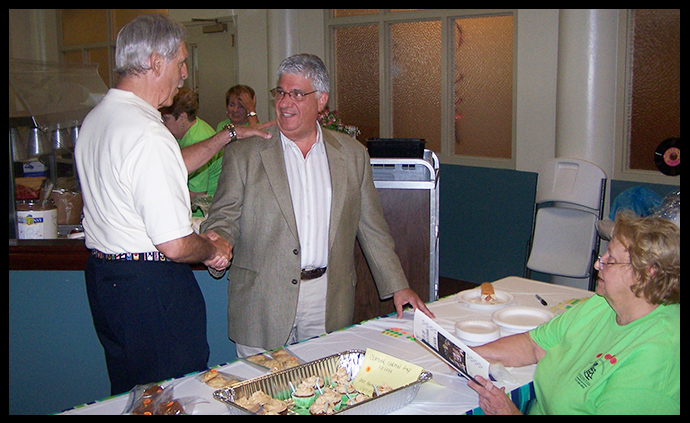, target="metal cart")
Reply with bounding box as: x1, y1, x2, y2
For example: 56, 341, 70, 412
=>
370, 150, 440, 302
